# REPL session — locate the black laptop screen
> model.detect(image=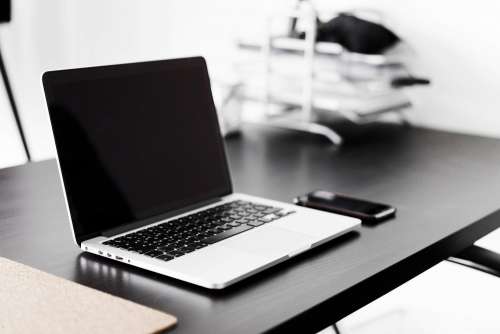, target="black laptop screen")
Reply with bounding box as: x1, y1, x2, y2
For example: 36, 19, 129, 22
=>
43, 58, 232, 243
